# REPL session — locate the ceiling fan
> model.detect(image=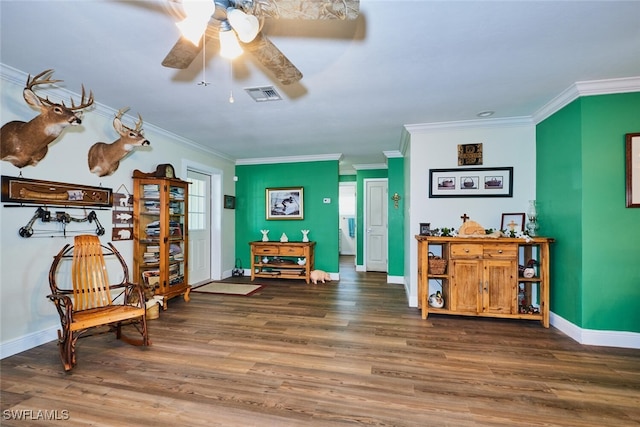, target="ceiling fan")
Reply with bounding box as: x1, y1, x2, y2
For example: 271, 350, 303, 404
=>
162, 0, 360, 85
